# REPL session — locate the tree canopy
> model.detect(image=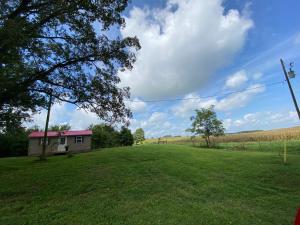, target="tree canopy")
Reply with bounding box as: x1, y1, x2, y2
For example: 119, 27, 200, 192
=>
133, 128, 145, 144
90, 124, 119, 149
0, 0, 140, 130
187, 106, 225, 147
90, 124, 133, 149
119, 126, 134, 146
49, 124, 71, 131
